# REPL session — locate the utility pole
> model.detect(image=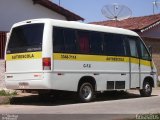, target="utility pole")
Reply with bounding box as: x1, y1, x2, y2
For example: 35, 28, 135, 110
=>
59, 0, 61, 6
